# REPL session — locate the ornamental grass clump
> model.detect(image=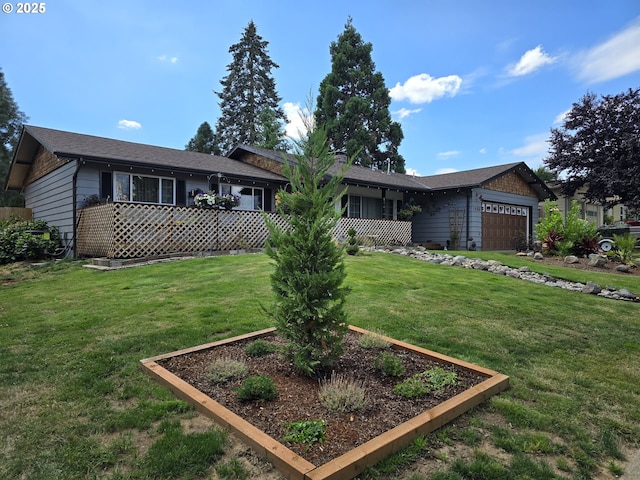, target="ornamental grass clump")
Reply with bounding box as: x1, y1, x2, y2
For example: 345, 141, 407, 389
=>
319, 372, 367, 412
206, 357, 248, 384
244, 339, 279, 357
358, 329, 391, 350
264, 124, 353, 376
